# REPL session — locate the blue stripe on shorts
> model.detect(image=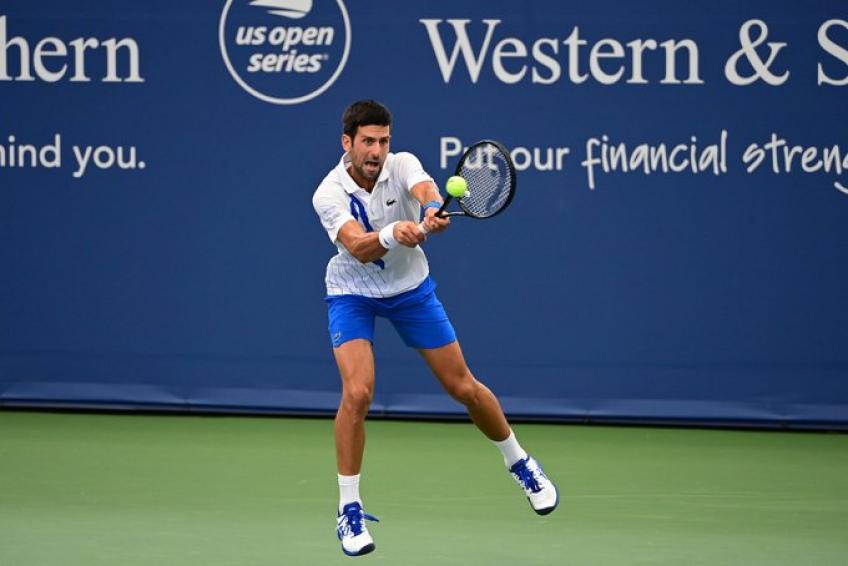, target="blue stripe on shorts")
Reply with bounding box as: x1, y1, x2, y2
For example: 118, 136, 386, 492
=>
325, 276, 457, 349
